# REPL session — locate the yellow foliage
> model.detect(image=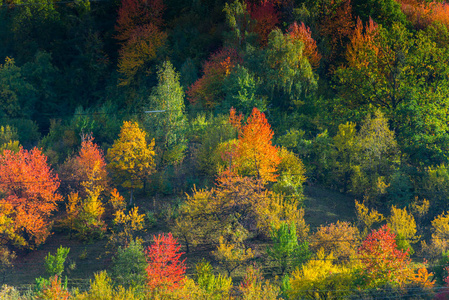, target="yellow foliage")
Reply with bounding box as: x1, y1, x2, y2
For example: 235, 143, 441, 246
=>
387, 206, 419, 243
423, 211, 449, 258
107, 121, 155, 193
355, 200, 384, 236
213, 236, 254, 276
289, 249, 353, 299
333, 122, 356, 152
410, 197, 430, 220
